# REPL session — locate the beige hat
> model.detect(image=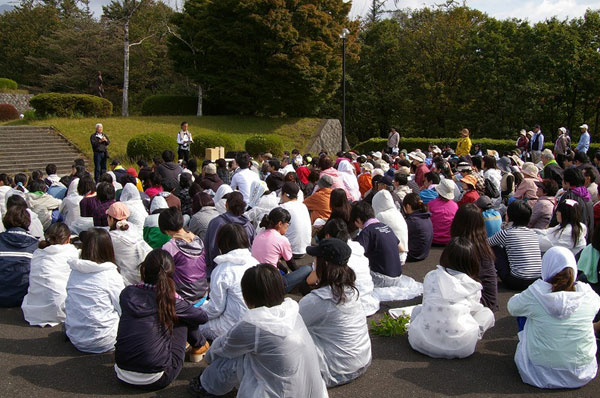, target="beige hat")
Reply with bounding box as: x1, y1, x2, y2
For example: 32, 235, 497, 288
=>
435, 179, 455, 201
396, 166, 411, 175
204, 163, 217, 175
362, 162, 374, 172
521, 162, 539, 178
408, 151, 426, 163
519, 129, 526, 136
509, 154, 523, 168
